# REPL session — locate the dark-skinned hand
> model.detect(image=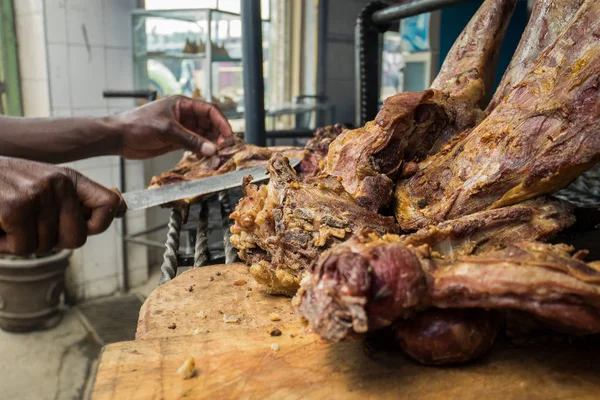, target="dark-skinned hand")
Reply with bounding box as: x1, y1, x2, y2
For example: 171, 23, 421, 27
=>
113, 95, 233, 159
0, 158, 121, 255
